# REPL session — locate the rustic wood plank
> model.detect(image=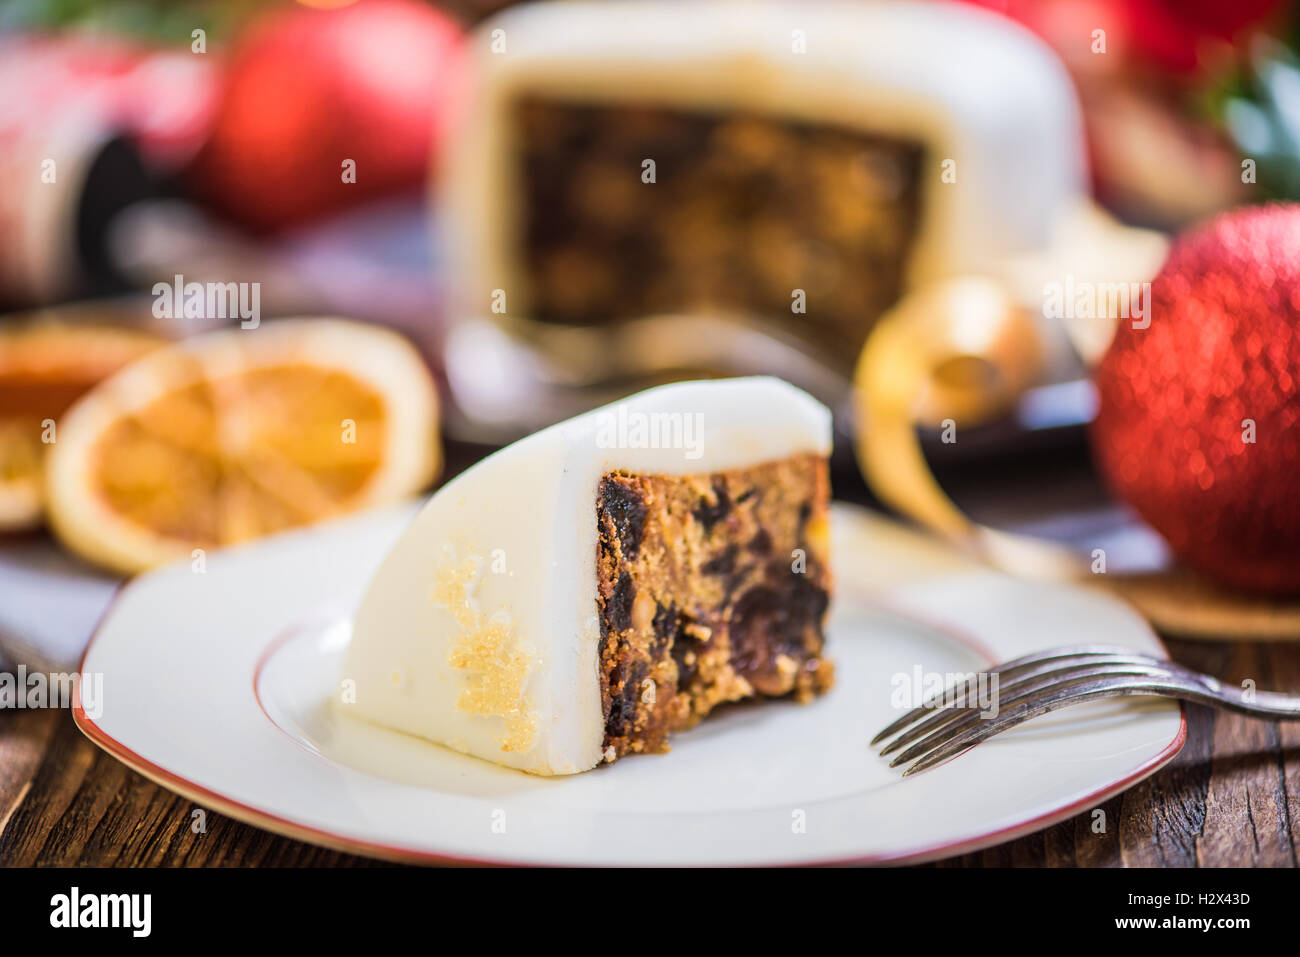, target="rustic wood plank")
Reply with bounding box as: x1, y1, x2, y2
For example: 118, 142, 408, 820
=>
0, 704, 99, 866
1195, 643, 1298, 867
0, 708, 58, 844
1009, 828, 1046, 867
1114, 701, 1211, 867
1039, 817, 1075, 867
1270, 642, 1300, 860
0, 710, 382, 867
1069, 795, 1121, 867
